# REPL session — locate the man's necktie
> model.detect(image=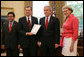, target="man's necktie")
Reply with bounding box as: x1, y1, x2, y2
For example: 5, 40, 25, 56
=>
9, 22, 12, 32
45, 17, 48, 31
28, 17, 31, 30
